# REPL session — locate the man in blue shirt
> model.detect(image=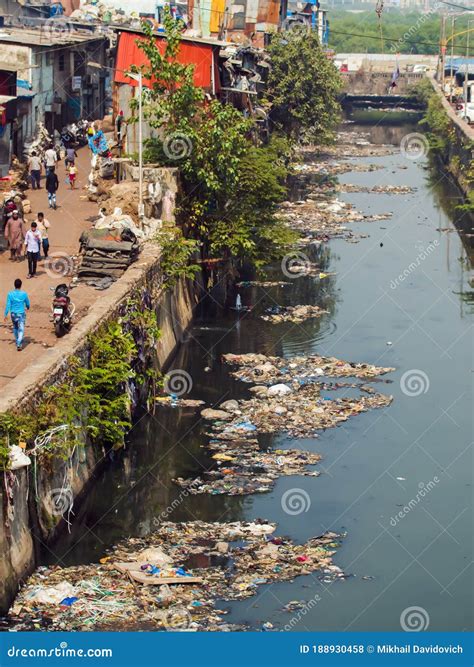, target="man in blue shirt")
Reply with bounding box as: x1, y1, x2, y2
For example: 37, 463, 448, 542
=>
4, 279, 30, 351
